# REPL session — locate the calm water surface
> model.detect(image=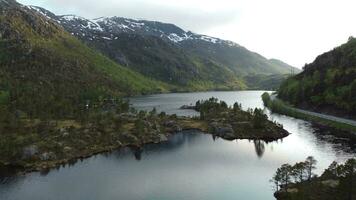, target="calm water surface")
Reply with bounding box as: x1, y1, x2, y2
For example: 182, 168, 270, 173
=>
1, 91, 355, 200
